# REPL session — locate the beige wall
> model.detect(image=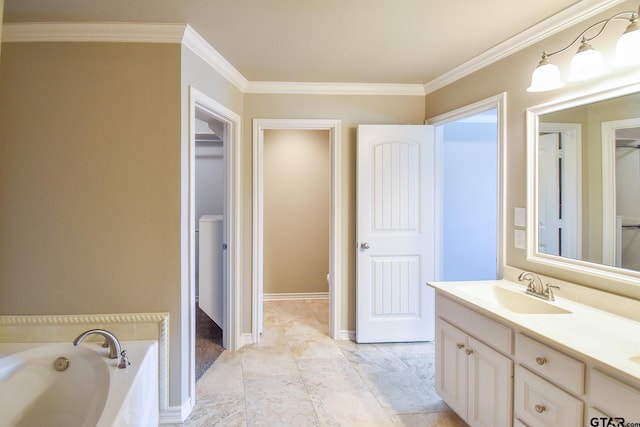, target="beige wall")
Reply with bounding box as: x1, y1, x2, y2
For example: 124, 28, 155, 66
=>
0, 42, 185, 404
263, 129, 330, 295
426, 0, 640, 299
244, 93, 426, 330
